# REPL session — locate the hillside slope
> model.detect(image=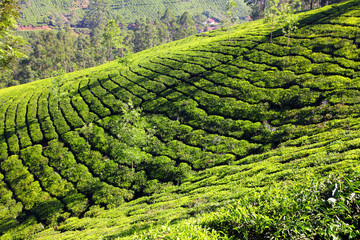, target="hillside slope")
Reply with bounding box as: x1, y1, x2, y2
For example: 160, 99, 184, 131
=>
1, 0, 360, 239
18, 0, 248, 27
